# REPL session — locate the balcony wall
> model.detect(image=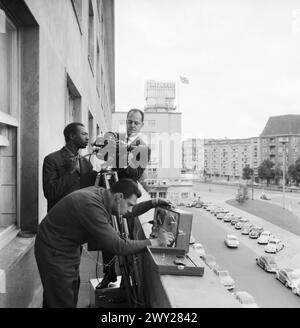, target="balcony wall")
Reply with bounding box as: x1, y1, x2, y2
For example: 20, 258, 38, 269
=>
132, 187, 241, 308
